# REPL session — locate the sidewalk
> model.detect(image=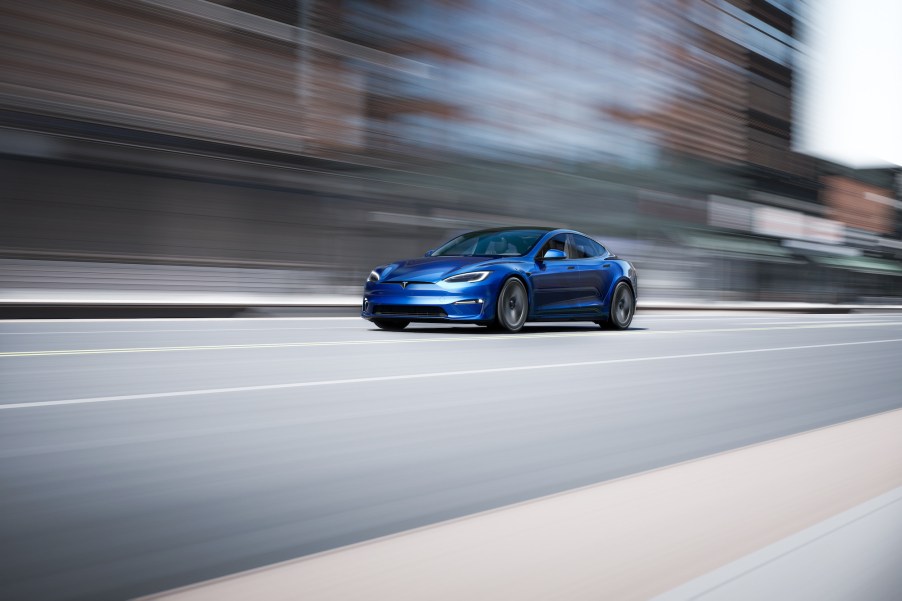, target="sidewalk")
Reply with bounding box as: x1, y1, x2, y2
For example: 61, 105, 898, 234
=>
654, 485, 902, 601
139, 409, 902, 601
